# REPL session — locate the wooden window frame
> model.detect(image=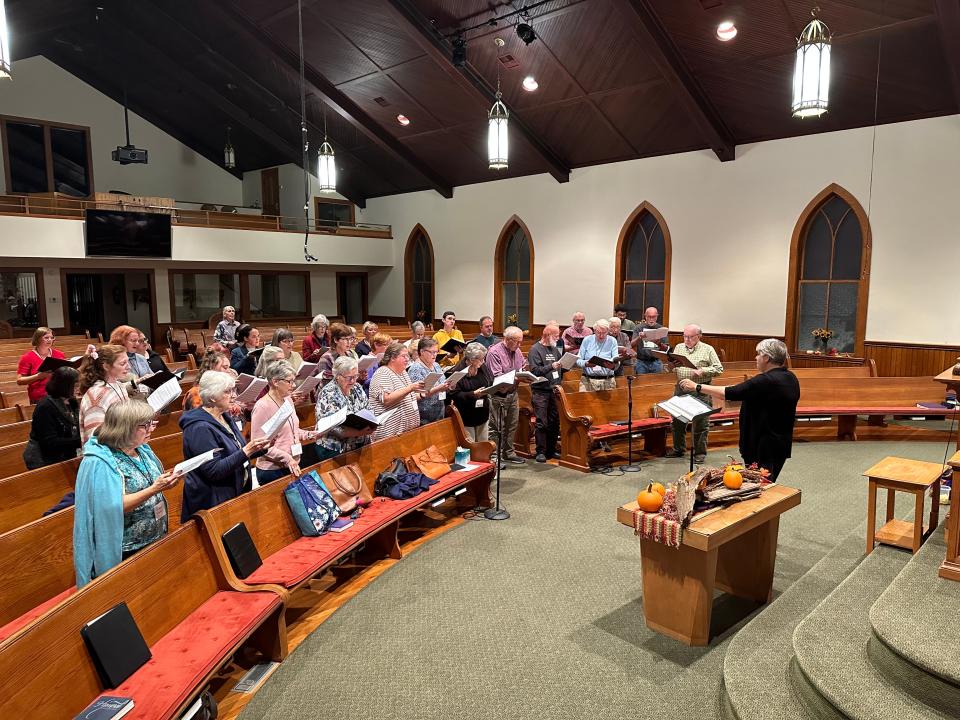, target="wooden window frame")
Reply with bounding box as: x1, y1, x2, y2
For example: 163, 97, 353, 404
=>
61, 267, 158, 340
0, 114, 95, 198
493, 215, 535, 333
403, 223, 435, 324
613, 201, 672, 326
167, 270, 311, 326
314, 197, 355, 231
784, 183, 872, 357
